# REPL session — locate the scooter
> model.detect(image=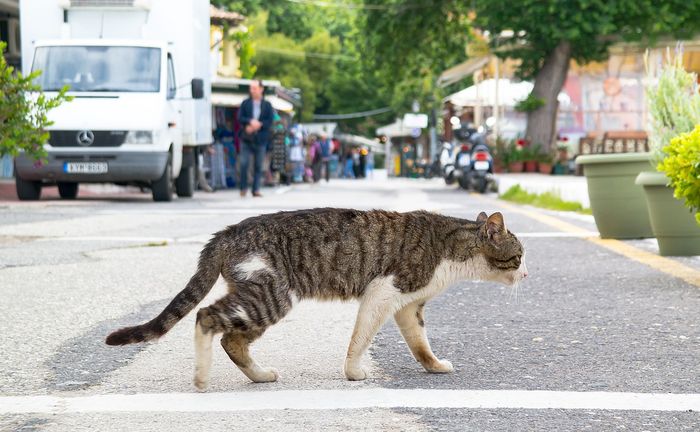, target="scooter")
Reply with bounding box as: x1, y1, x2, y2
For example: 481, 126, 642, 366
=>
453, 143, 472, 190
468, 140, 494, 193
453, 132, 494, 193
440, 142, 456, 185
